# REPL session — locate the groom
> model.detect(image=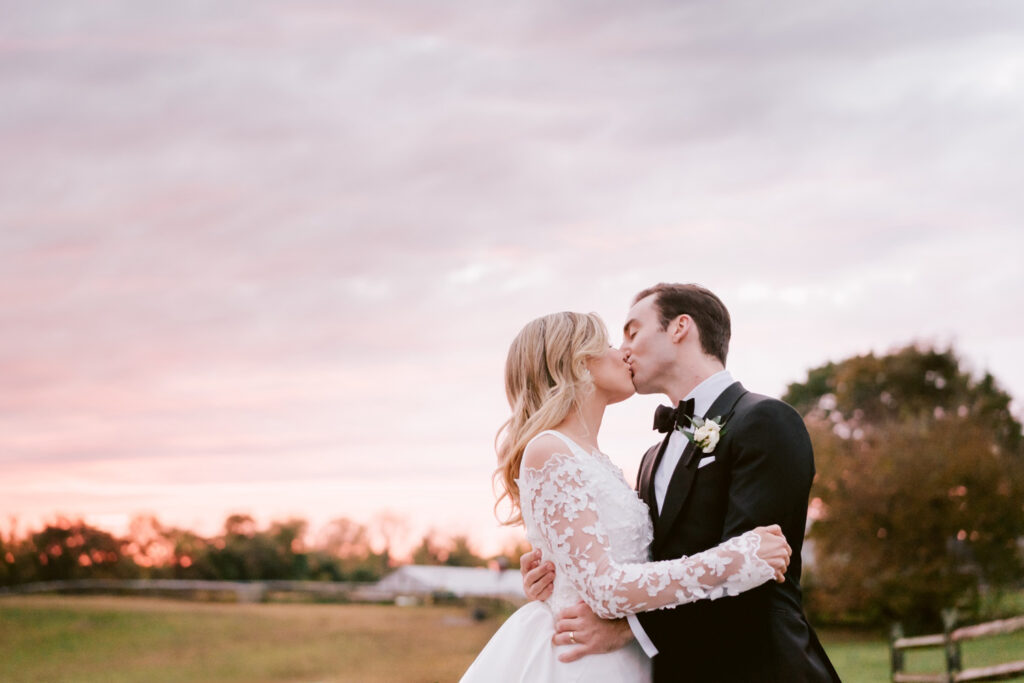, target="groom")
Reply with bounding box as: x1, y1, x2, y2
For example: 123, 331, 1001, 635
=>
521, 283, 840, 682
